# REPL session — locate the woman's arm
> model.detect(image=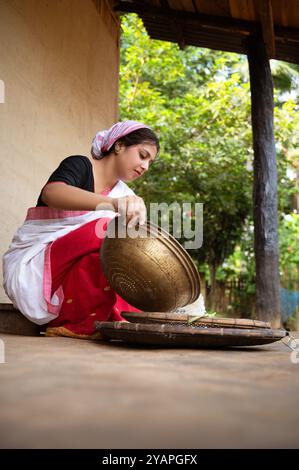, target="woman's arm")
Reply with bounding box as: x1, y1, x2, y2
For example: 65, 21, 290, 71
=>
41, 183, 147, 225
41, 183, 115, 211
